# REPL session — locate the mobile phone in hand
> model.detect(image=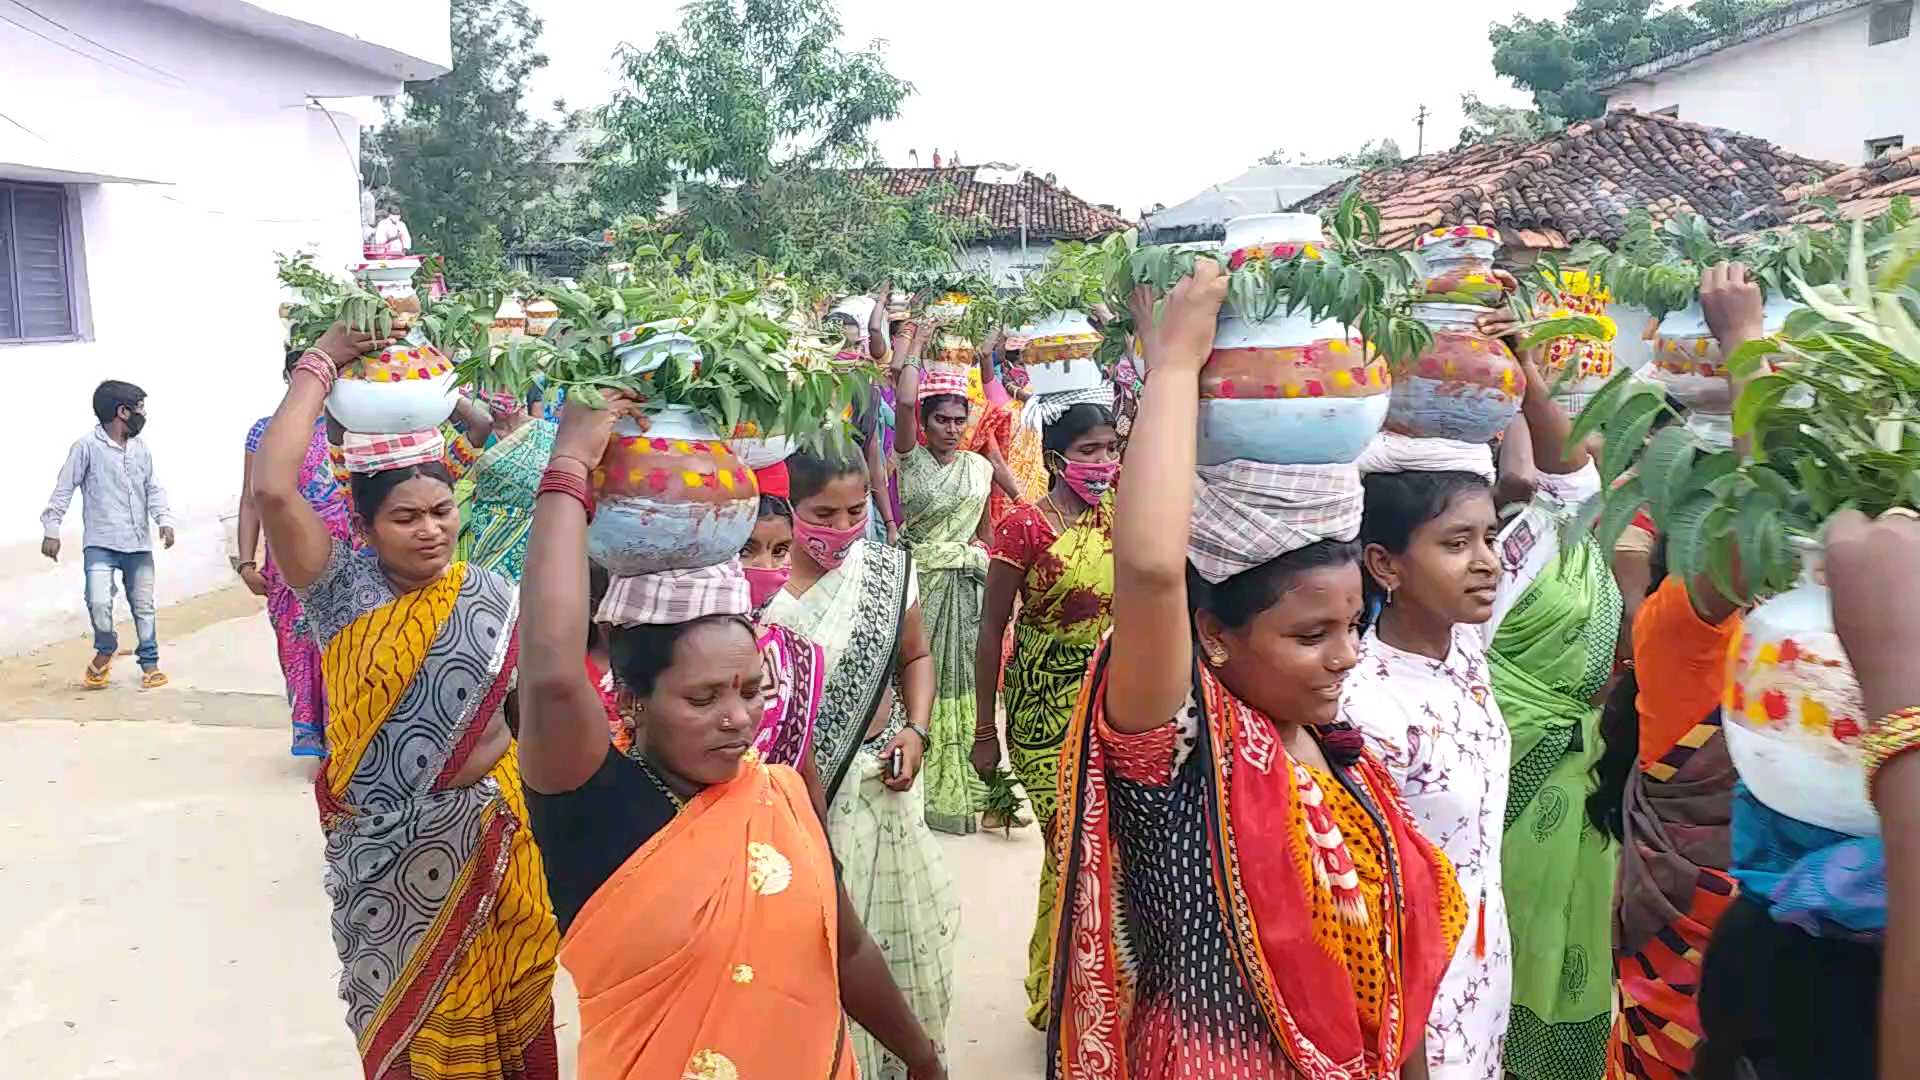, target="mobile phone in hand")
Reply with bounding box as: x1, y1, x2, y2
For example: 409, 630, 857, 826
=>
889, 747, 903, 779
